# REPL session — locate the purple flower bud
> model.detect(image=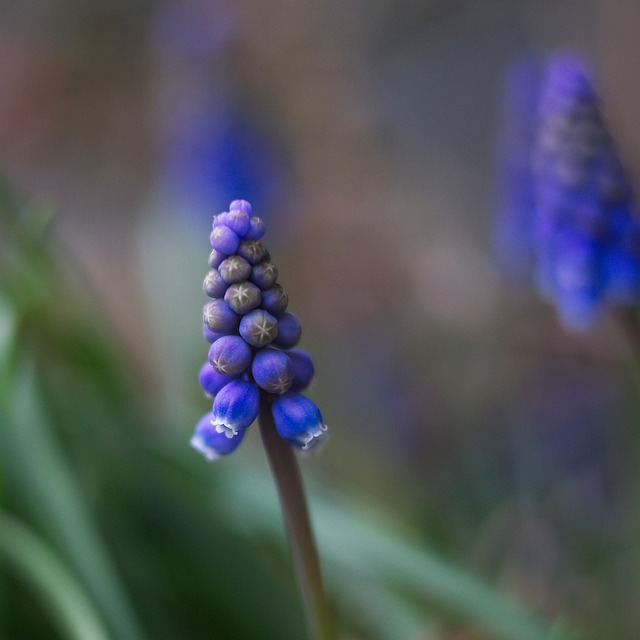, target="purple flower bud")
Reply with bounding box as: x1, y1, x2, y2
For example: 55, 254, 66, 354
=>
199, 362, 237, 397
212, 212, 232, 228
208, 335, 252, 375
224, 281, 262, 314
203, 324, 226, 344
239, 309, 278, 347
224, 209, 251, 238
210, 225, 240, 254
250, 260, 278, 290
191, 412, 246, 461
237, 240, 266, 265
218, 255, 252, 284
271, 392, 327, 451
203, 269, 228, 298
252, 349, 294, 394
260, 284, 288, 316
273, 311, 302, 348
245, 216, 266, 240
287, 349, 315, 392
229, 199, 253, 216
203, 299, 240, 333
211, 379, 260, 438
208, 249, 226, 269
